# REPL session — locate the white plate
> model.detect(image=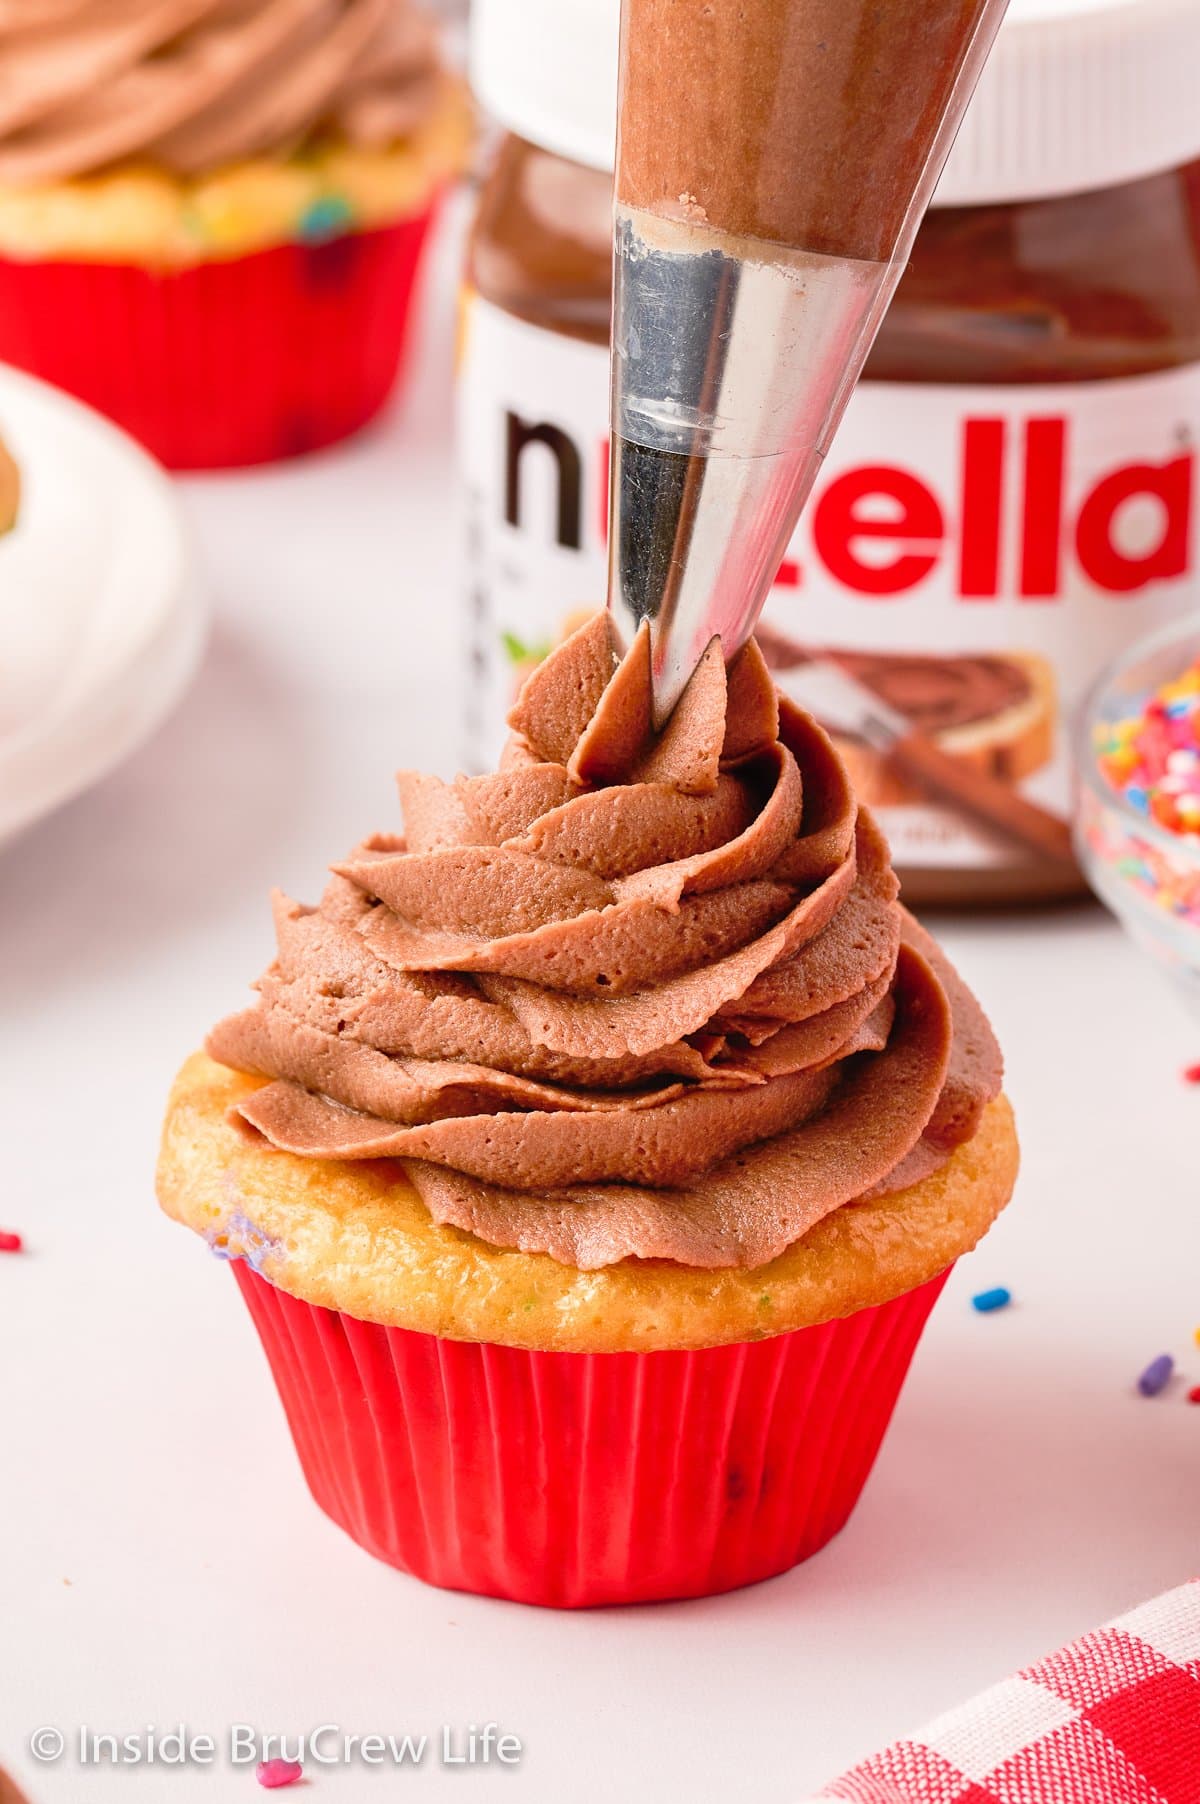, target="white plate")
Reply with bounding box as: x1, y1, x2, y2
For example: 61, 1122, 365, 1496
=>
0, 362, 203, 846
